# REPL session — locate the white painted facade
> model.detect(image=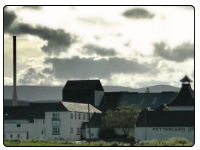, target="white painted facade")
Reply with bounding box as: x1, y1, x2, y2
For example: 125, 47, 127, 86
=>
4, 110, 97, 141
135, 127, 194, 142
4, 119, 44, 140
